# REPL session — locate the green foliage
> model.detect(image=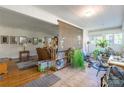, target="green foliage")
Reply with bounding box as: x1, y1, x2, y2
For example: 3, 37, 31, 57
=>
38, 65, 45, 72
68, 48, 74, 64
93, 39, 108, 59
68, 49, 85, 69
93, 48, 100, 60
96, 39, 108, 48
